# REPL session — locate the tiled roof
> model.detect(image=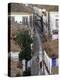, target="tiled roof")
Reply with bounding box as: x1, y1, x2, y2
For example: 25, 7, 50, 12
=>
29, 4, 58, 11
8, 3, 33, 14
